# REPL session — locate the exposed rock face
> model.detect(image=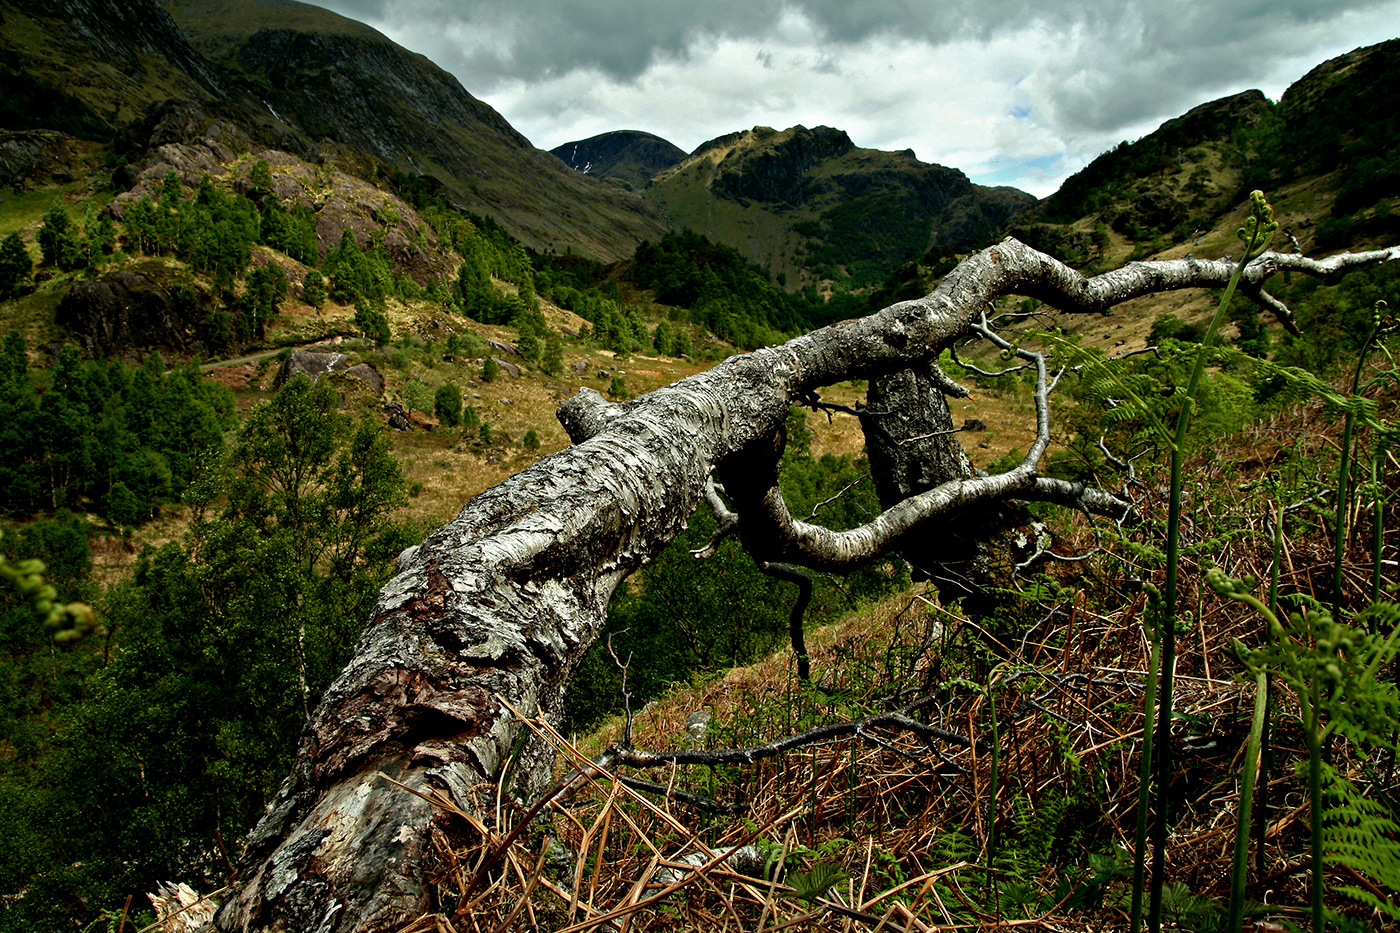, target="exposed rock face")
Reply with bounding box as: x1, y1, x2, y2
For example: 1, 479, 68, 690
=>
9, 0, 231, 109
54, 270, 210, 358
710, 125, 855, 207
0, 130, 91, 190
